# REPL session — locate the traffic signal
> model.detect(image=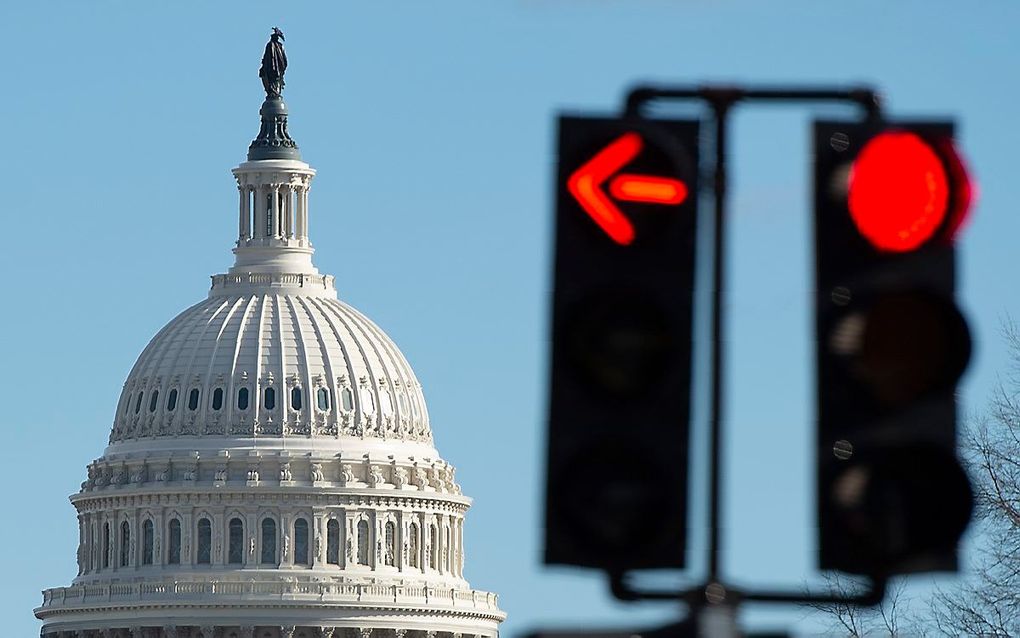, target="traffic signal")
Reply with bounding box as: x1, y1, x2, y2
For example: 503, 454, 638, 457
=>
544, 115, 699, 570
813, 120, 975, 576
